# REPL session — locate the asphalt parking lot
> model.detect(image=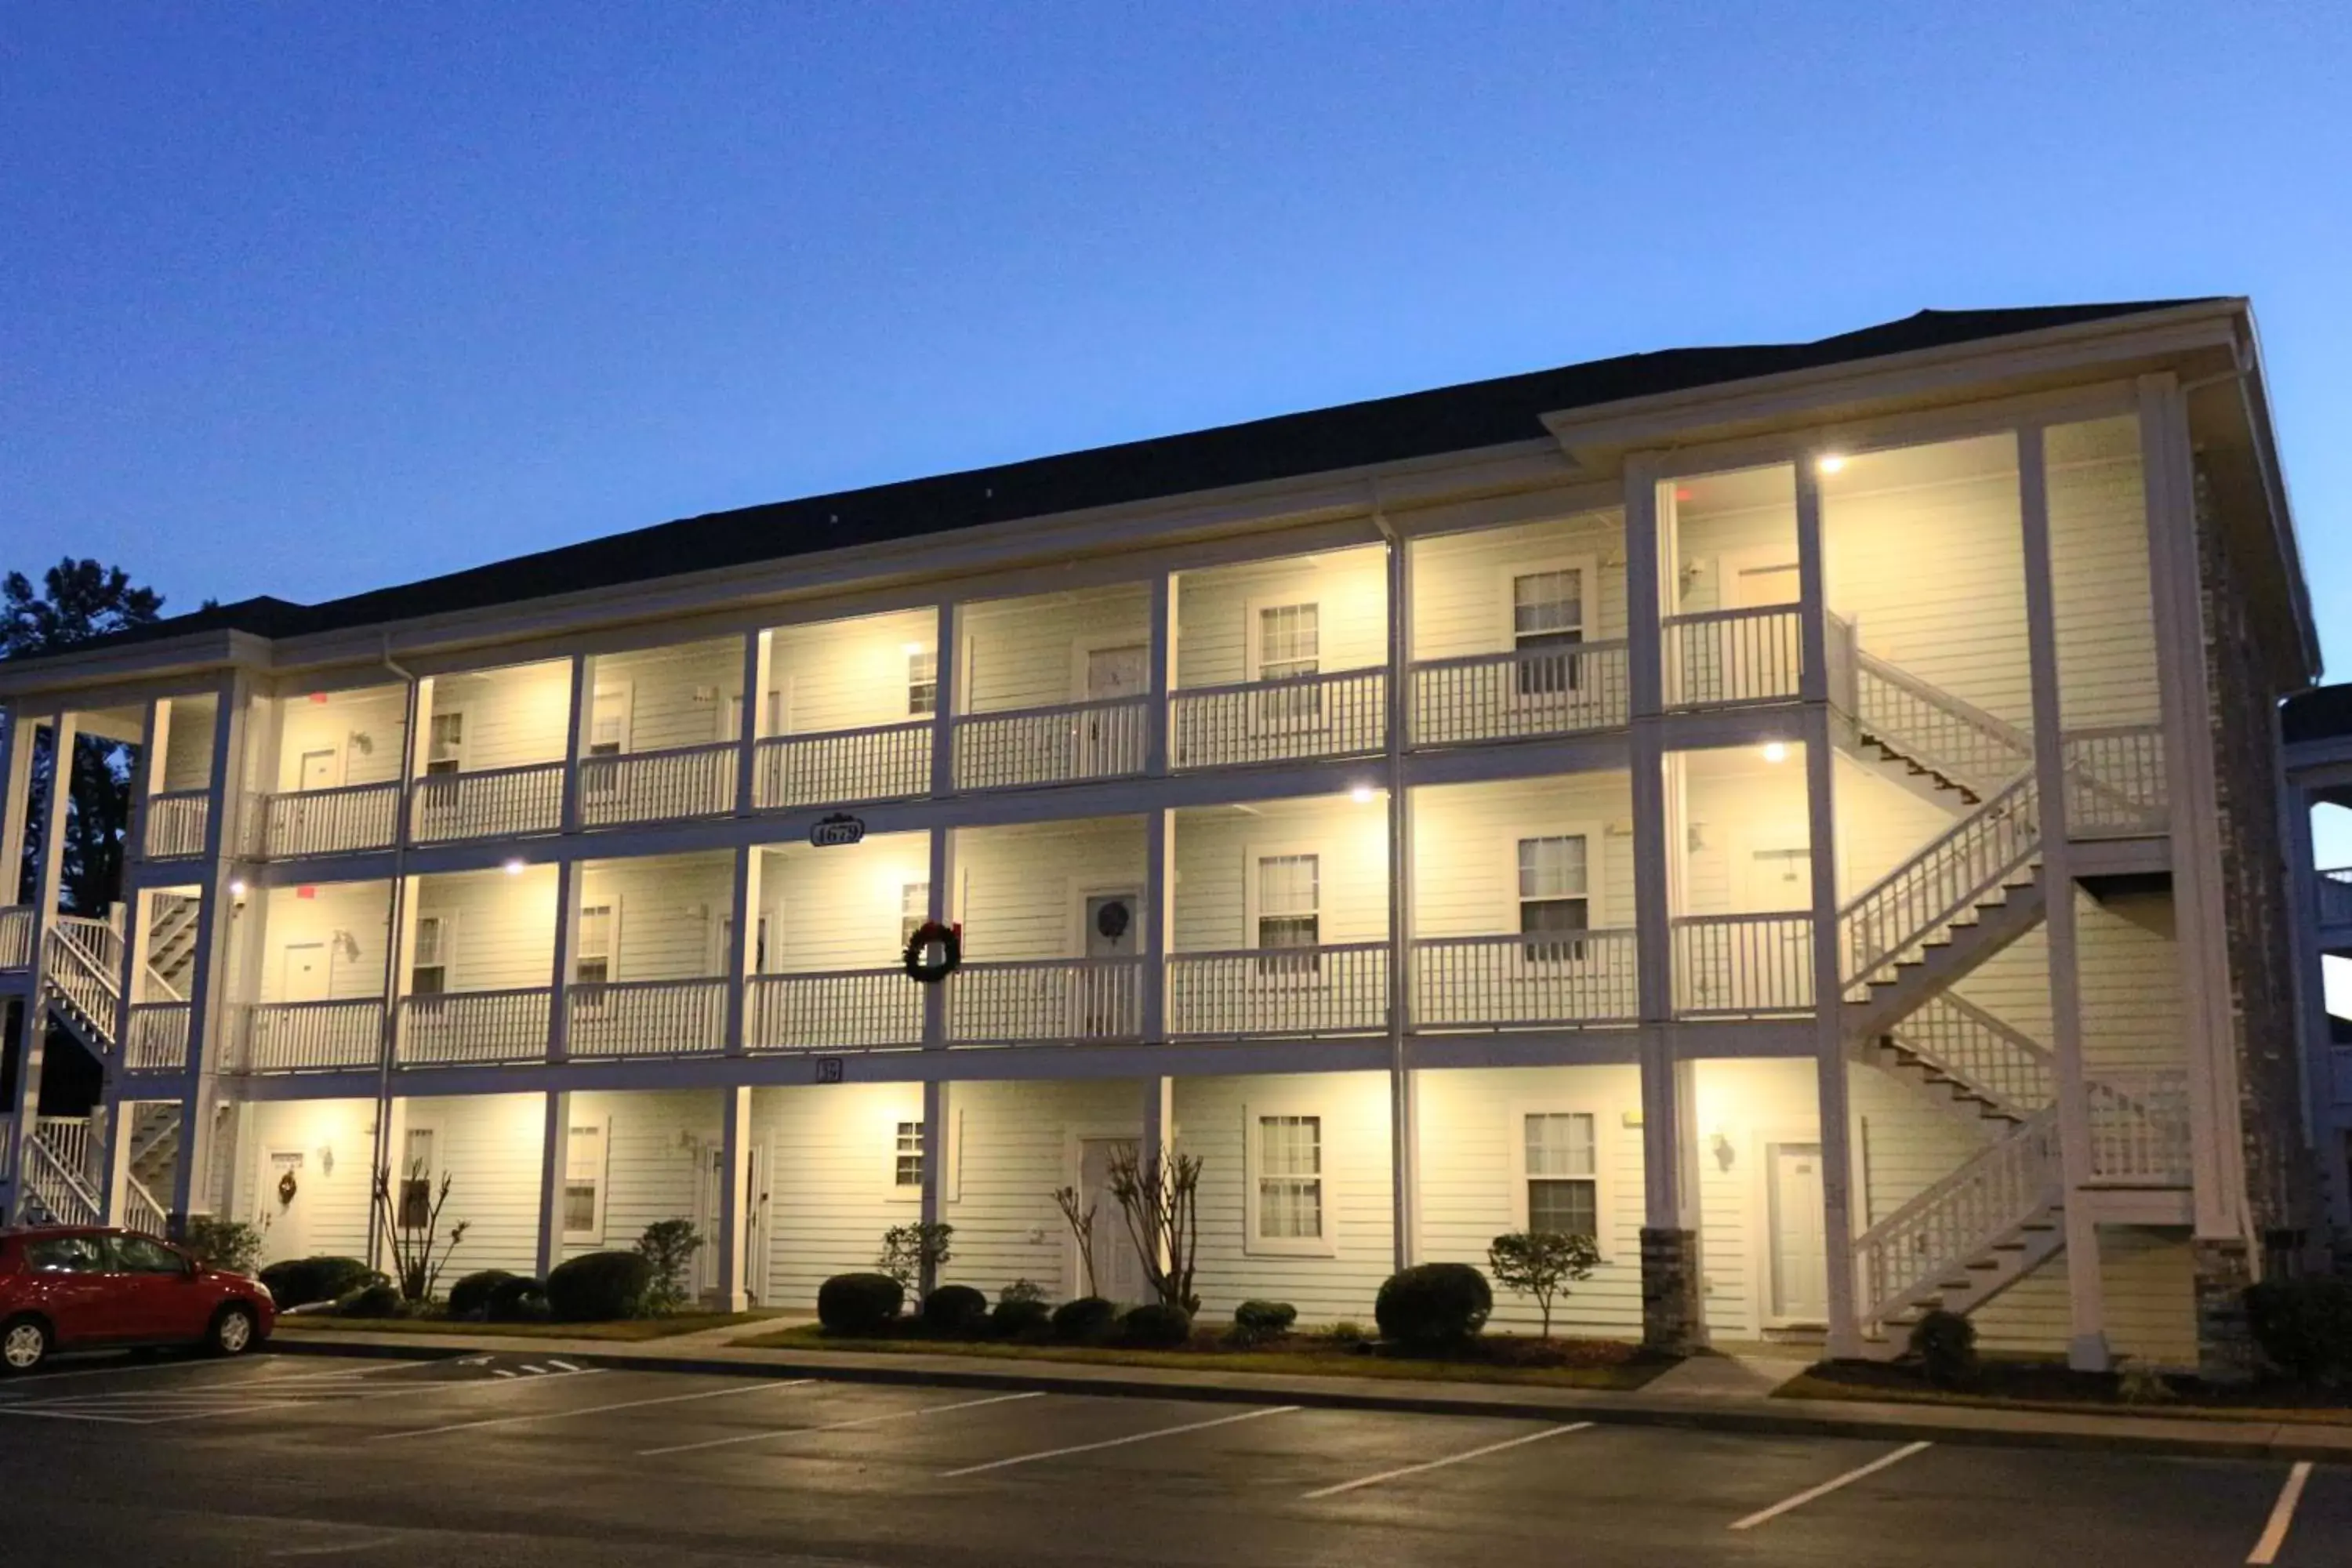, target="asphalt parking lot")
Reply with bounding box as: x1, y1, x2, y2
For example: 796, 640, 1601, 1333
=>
0, 1349, 2341, 1566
